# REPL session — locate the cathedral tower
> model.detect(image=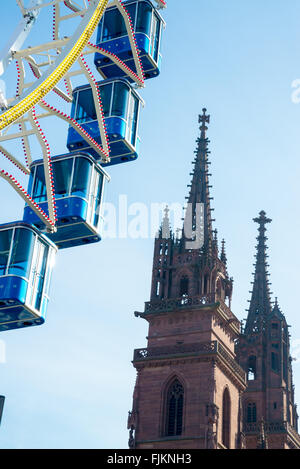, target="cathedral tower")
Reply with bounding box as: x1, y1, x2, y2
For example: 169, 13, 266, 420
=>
127, 110, 247, 449
237, 212, 300, 449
